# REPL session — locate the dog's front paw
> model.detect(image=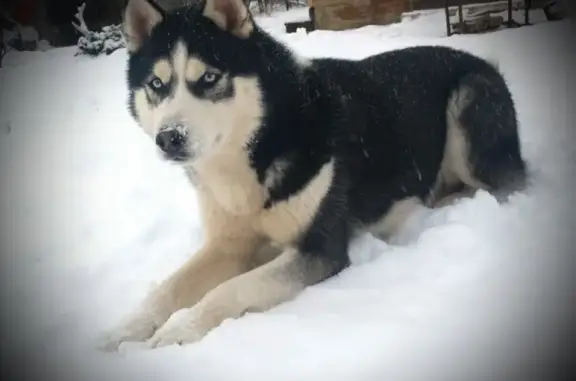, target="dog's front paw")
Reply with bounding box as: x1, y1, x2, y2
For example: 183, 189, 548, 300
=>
146, 308, 206, 348
96, 313, 159, 352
